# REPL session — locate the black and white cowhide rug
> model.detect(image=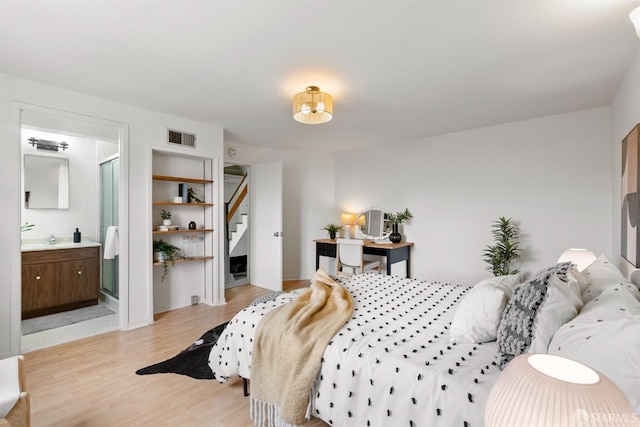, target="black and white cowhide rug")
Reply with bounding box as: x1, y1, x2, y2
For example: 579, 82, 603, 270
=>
136, 321, 228, 380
